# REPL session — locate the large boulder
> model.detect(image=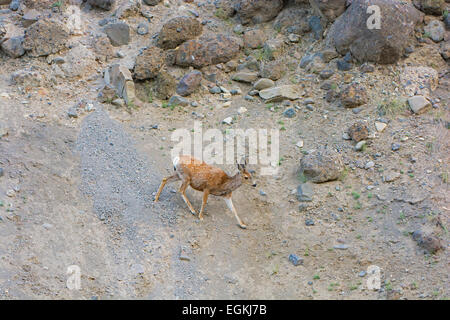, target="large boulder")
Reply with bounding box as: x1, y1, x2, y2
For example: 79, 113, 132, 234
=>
144, 0, 162, 5
413, 0, 445, 15
235, 0, 284, 24
310, 0, 347, 22
326, 0, 424, 64
133, 46, 165, 80
155, 71, 176, 100
299, 147, 344, 183
260, 60, 285, 80
424, 20, 445, 42
88, 0, 116, 10
157, 16, 202, 49
1, 36, 25, 58
176, 70, 202, 96
258, 85, 302, 102
175, 34, 241, 68
60, 44, 96, 78
103, 22, 130, 47
23, 20, 69, 57
273, 6, 310, 34
104, 64, 136, 104
243, 29, 266, 49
